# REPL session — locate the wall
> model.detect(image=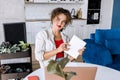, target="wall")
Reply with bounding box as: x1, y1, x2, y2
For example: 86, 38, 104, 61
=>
25, 3, 88, 20
25, 0, 88, 44
111, 0, 120, 28
99, 0, 114, 29
0, 0, 25, 44
0, 0, 114, 44
25, 0, 114, 44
